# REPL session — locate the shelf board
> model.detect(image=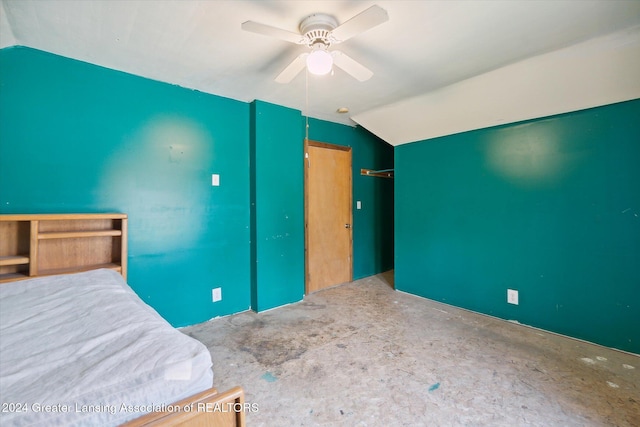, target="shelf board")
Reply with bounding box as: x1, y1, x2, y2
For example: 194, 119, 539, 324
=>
0, 264, 121, 283
38, 263, 122, 277
38, 230, 122, 239
0, 213, 127, 221
0, 272, 29, 283
0, 255, 30, 266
